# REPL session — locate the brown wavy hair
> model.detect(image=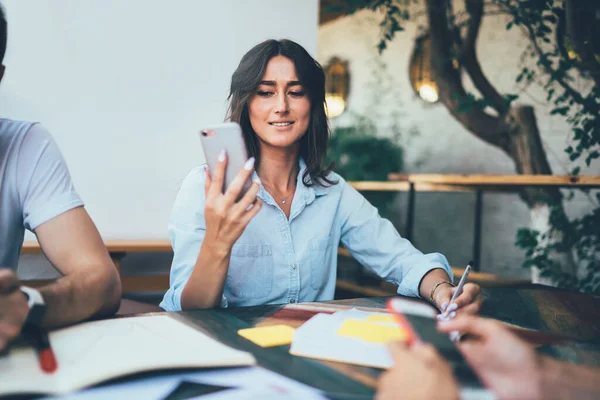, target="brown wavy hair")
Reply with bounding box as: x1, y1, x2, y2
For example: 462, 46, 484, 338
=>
225, 39, 336, 187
